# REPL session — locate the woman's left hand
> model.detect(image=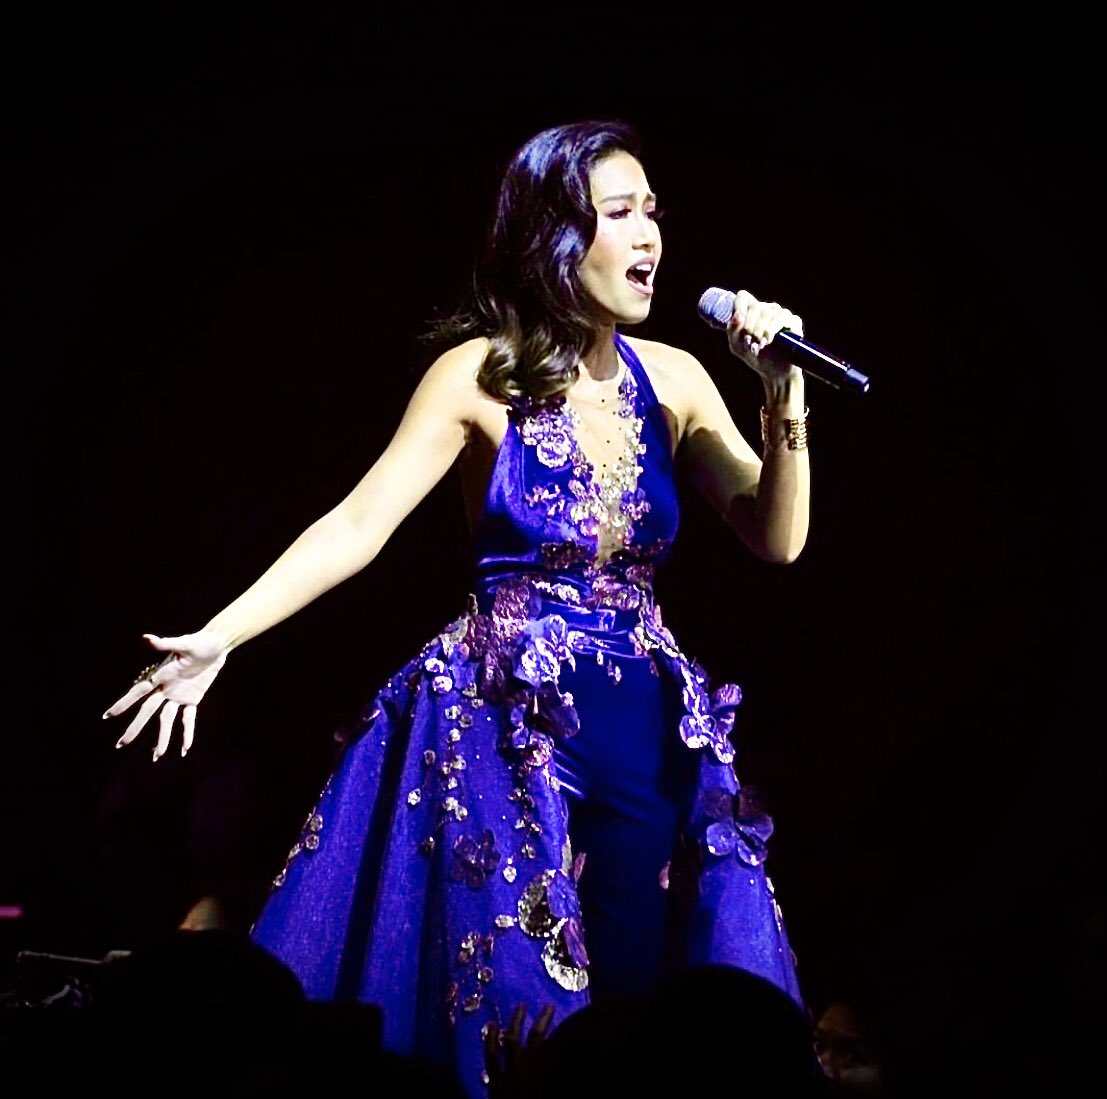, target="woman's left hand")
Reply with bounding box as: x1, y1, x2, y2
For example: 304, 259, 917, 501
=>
726, 289, 804, 385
